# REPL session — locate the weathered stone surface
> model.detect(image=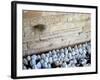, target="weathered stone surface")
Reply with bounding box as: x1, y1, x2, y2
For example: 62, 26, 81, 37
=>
22, 11, 91, 56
